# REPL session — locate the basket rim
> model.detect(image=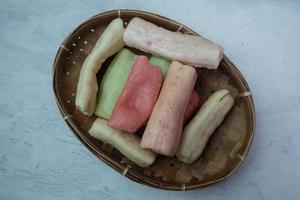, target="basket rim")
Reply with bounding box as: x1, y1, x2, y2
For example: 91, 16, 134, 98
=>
52, 9, 256, 190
